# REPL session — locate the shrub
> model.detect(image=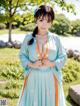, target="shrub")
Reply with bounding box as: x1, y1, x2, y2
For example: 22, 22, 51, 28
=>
19, 23, 35, 31
0, 23, 6, 29
62, 58, 80, 83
